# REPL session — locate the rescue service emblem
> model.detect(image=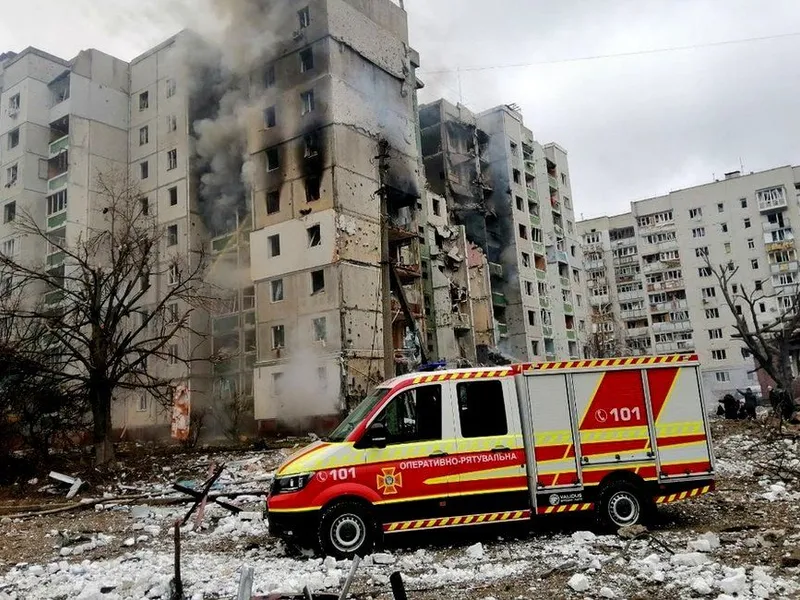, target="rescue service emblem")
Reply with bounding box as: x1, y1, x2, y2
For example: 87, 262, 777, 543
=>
377, 467, 403, 495
549, 494, 561, 506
